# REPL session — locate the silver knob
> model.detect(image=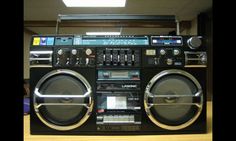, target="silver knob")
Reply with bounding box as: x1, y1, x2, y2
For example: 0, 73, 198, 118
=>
166, 58, 173, 65
85, 48, 92, 55
57, 49, 63, 55
71, 49, 77, 55
160, 49, 166, 55
187, 37, 202, 49
173, 49, 180, 56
